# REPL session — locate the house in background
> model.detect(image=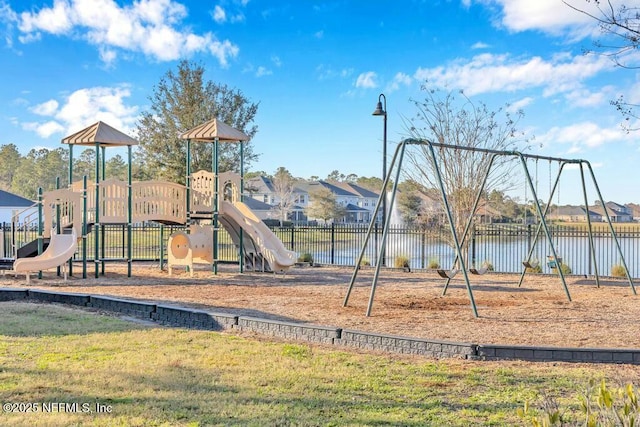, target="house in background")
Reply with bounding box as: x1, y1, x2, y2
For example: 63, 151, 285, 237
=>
547, 205, 603, 222
0, 189, 35, 225
591, 201, 633, 222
